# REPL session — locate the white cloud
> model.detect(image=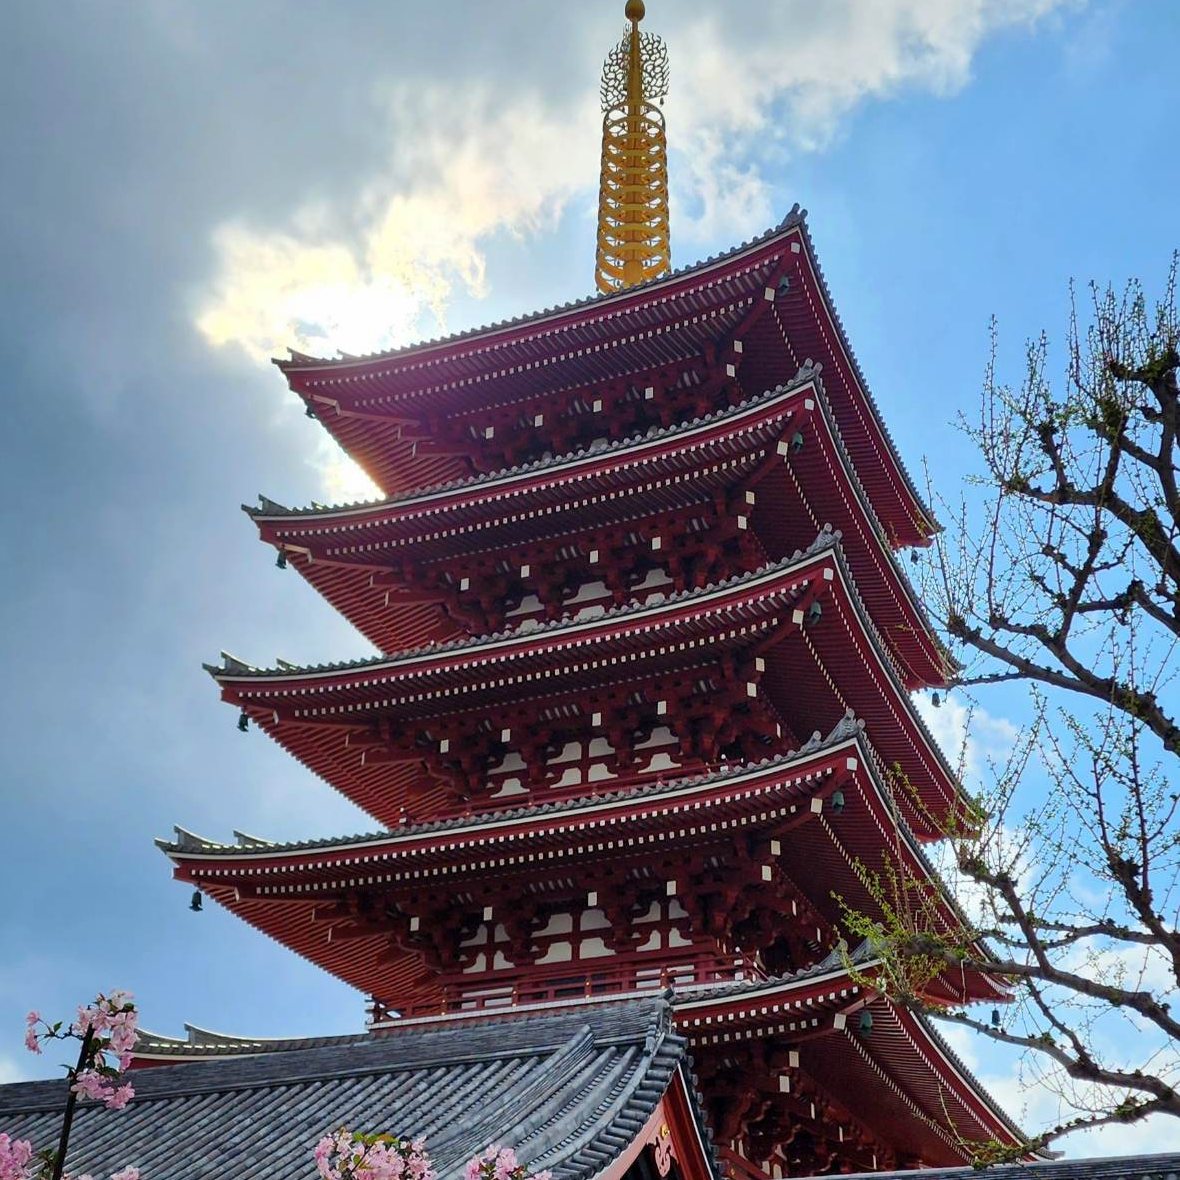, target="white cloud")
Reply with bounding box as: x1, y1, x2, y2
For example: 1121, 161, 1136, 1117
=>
937, 1016, 1180, 1157
194, 0, 1078, 496
668, 0, 1077, 238
915, 691, 1020, 789
0, 1054, 26, 1084
308, 436, 381, 506
196, 83, 597, 369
